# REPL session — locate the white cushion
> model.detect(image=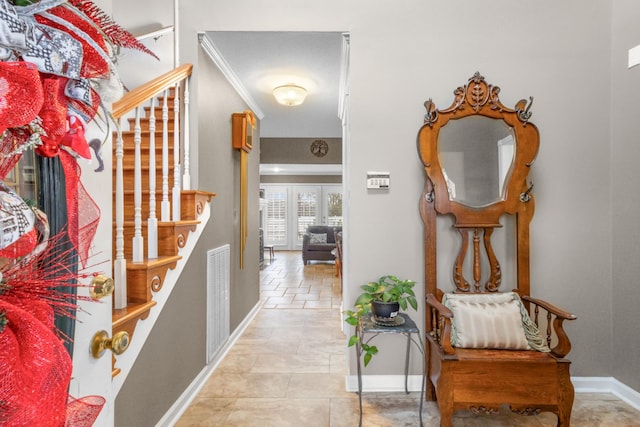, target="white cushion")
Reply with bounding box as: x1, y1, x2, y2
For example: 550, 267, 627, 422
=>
442, 292, 550, 352
308, 232, 327, 244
